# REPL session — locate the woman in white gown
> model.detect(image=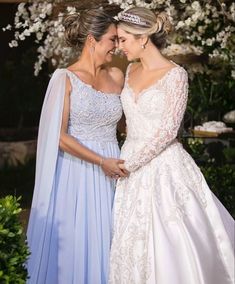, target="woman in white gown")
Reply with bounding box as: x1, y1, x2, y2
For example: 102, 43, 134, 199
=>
109, 7, 234, 284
